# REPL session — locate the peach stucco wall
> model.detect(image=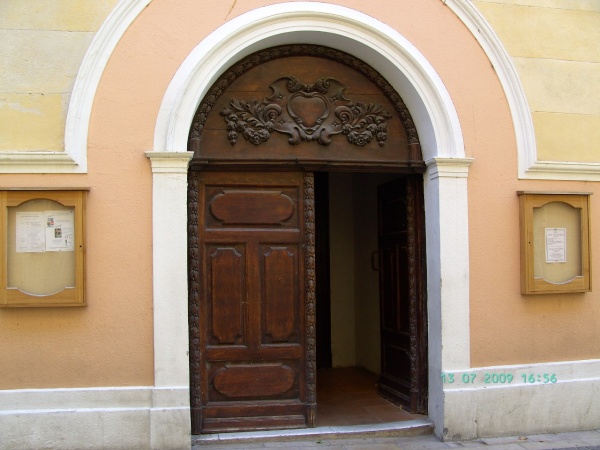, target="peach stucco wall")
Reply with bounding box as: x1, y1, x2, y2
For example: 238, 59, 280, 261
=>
469, 175, 600, 366
0, 167, 154, 388
0, 0, 598, 389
